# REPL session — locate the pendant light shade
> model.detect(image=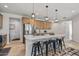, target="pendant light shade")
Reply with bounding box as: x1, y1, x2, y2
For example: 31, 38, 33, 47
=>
32, 13, 35, 18
31, 0, 35, 18
45, 4, 49, 21
54, 9, 59, 22
45, 16, 49, 20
